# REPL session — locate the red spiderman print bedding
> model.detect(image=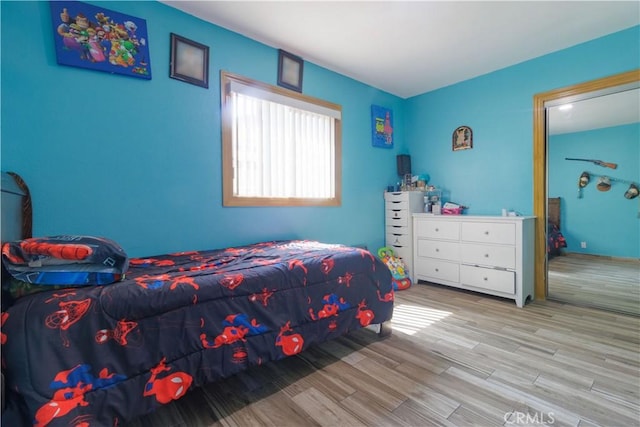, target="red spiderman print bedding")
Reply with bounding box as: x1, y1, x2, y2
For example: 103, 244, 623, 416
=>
1, 240, 394, 426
